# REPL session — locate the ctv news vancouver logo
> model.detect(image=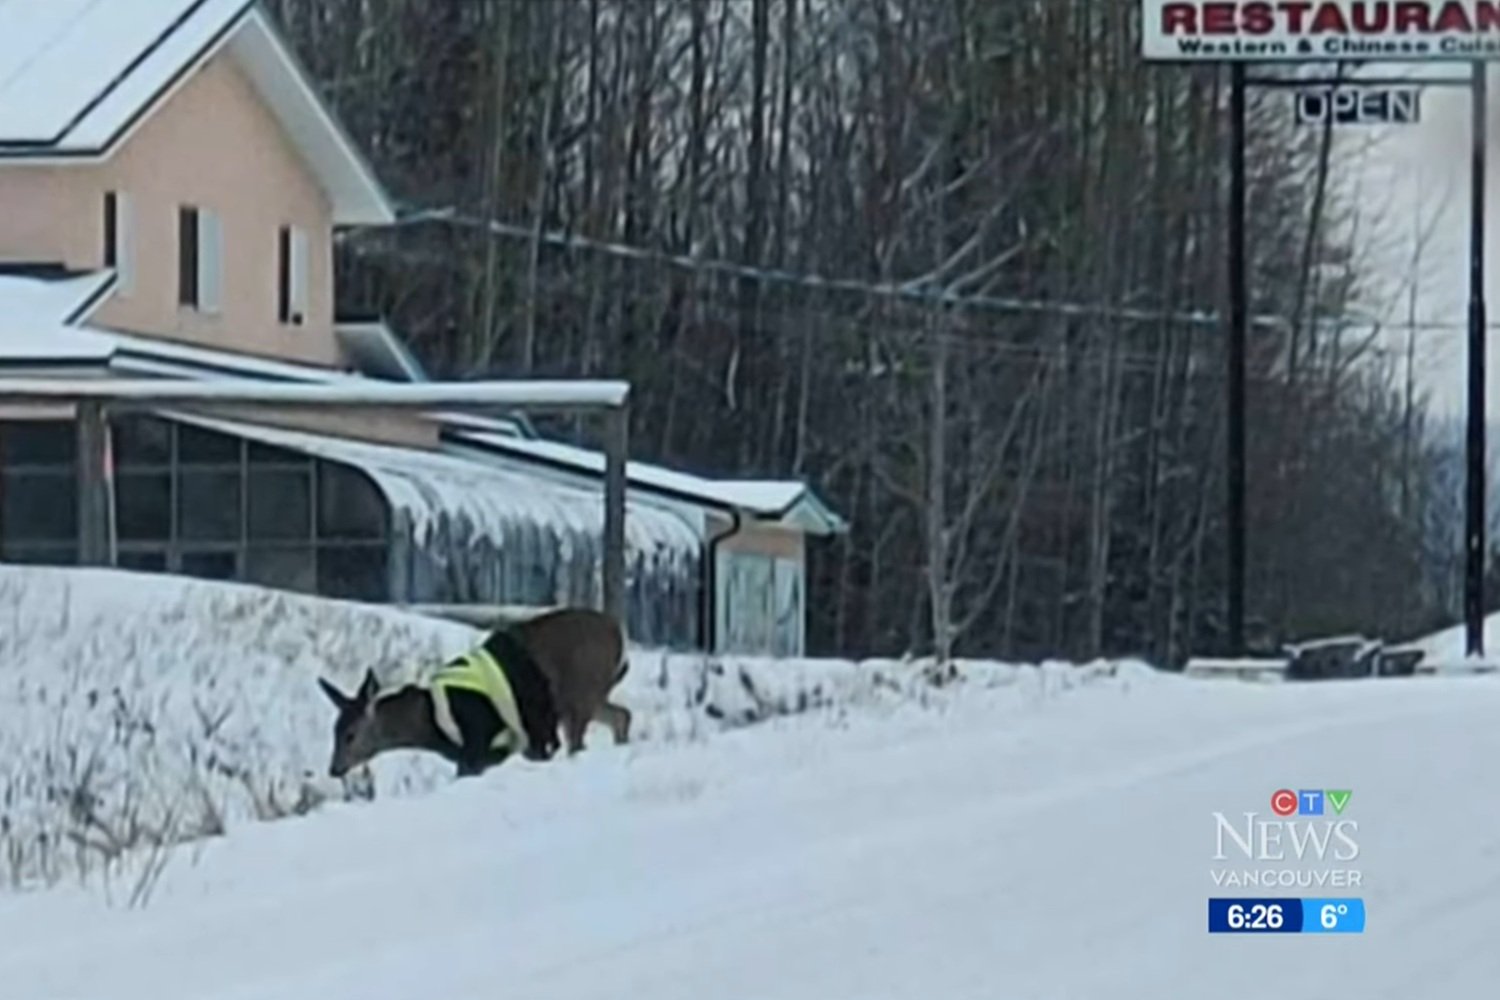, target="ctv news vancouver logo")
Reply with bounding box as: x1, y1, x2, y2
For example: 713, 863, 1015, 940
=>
1211, 789, 1361, 889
